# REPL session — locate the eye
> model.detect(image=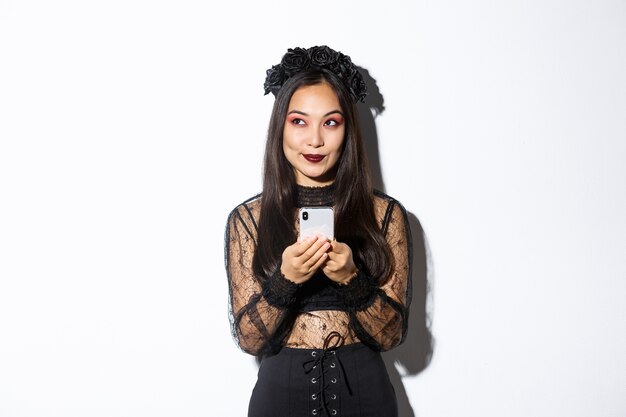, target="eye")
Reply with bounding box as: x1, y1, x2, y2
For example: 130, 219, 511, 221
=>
324, 119, 340, 127
291, 118, 306, 126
